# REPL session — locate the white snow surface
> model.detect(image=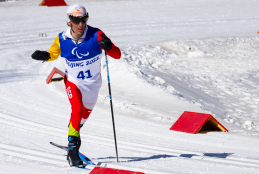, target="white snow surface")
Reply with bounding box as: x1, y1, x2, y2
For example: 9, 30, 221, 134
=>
1, 0, 259, 173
